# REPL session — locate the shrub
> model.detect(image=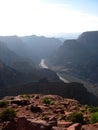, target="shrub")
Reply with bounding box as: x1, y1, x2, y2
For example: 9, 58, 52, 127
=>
89, 106, 98, 113
0, 108, 16, 121
21, 94, 30, 99
89, 112, 98, 124
42, 97, 54, 105
67, 112, 83, 123
0, 101, 9, 108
